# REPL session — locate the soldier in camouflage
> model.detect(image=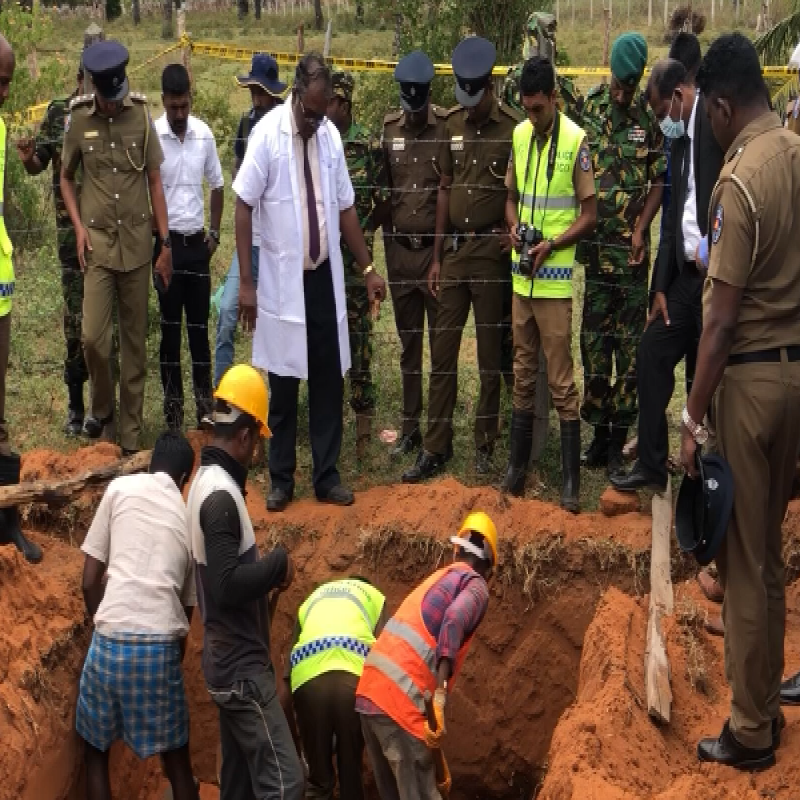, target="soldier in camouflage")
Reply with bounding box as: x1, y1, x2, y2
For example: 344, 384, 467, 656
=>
578, 33, 667, 476
16, 25, 118, 437
327, 71, 388, 458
